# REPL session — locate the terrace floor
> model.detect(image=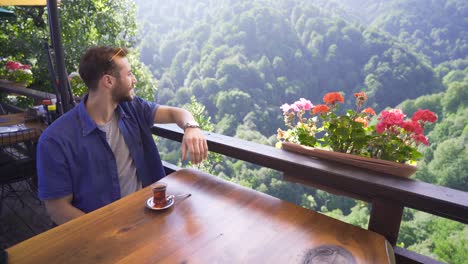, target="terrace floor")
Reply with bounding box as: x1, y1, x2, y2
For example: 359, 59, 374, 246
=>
0, 180, 54, 249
